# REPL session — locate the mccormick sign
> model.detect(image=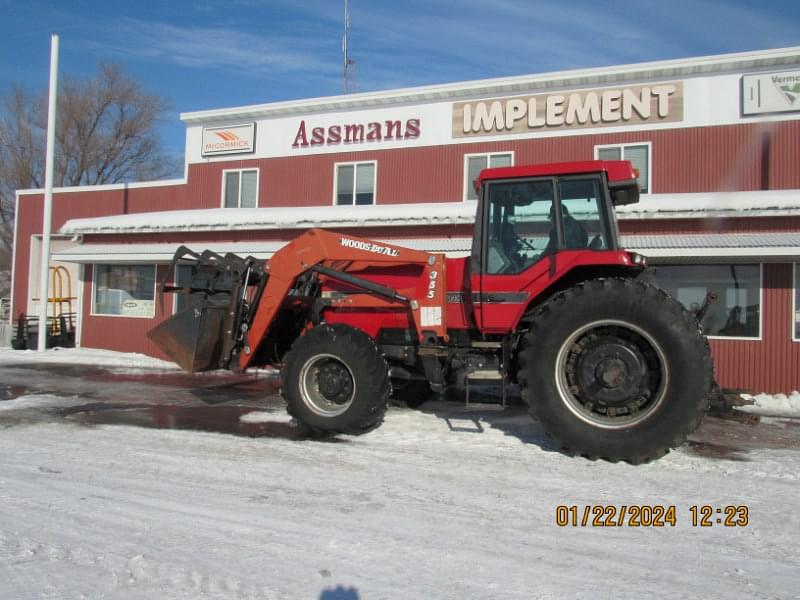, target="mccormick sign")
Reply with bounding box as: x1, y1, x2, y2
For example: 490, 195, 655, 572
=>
202, 123, 256, 156
452, 82, 683, 137
742, 70, 800, 115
